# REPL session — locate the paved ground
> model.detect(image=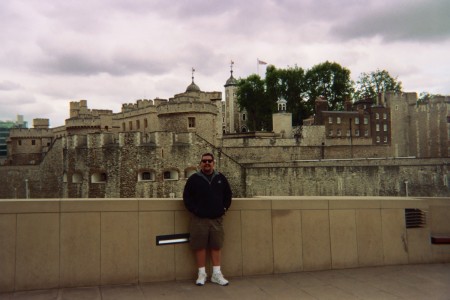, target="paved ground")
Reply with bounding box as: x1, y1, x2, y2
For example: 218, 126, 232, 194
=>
1, 263, 449, 299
